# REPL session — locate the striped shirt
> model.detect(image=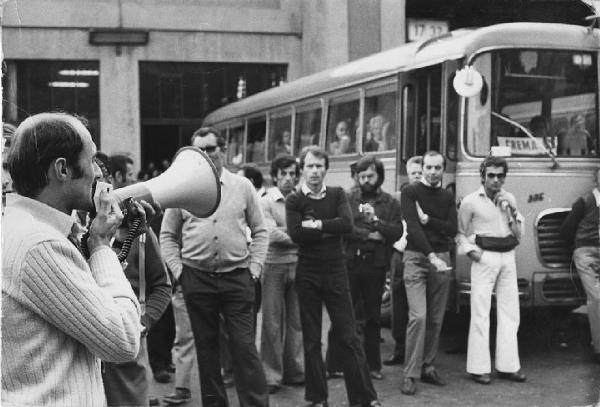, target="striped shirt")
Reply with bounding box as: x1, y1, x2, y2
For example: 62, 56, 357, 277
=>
2, 196, 141, 407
